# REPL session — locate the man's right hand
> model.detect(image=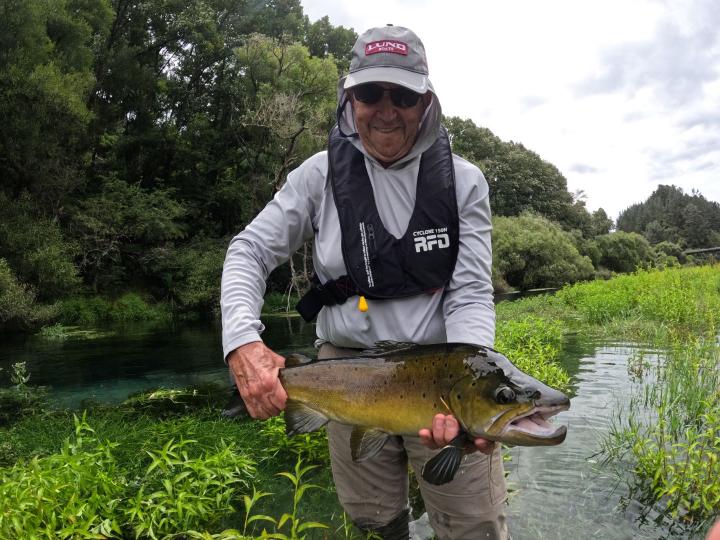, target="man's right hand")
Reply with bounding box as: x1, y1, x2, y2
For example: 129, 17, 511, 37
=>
228, 341, 287, 419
